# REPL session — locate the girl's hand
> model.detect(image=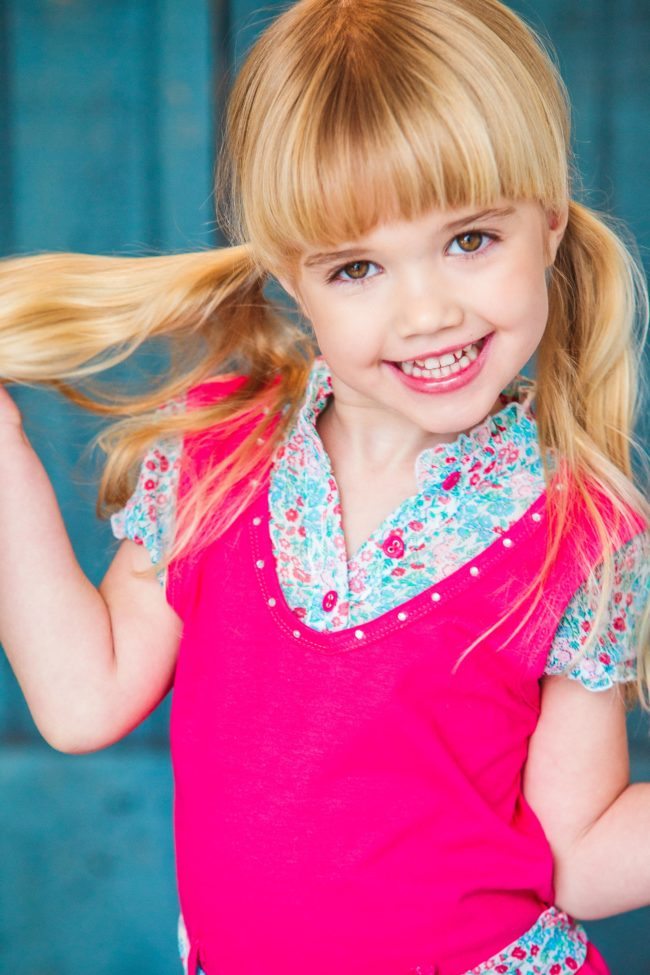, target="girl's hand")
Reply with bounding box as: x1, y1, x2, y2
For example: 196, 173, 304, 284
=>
0, 384, 28, 442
